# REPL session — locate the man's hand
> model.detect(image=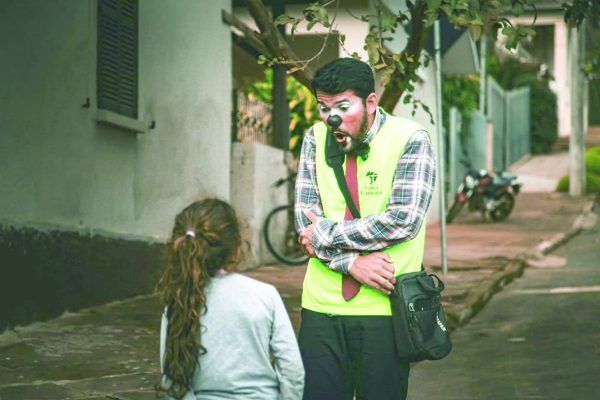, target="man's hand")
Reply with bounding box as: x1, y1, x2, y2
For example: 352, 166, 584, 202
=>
349, 252, 396, 295
298, 210, 318, 258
